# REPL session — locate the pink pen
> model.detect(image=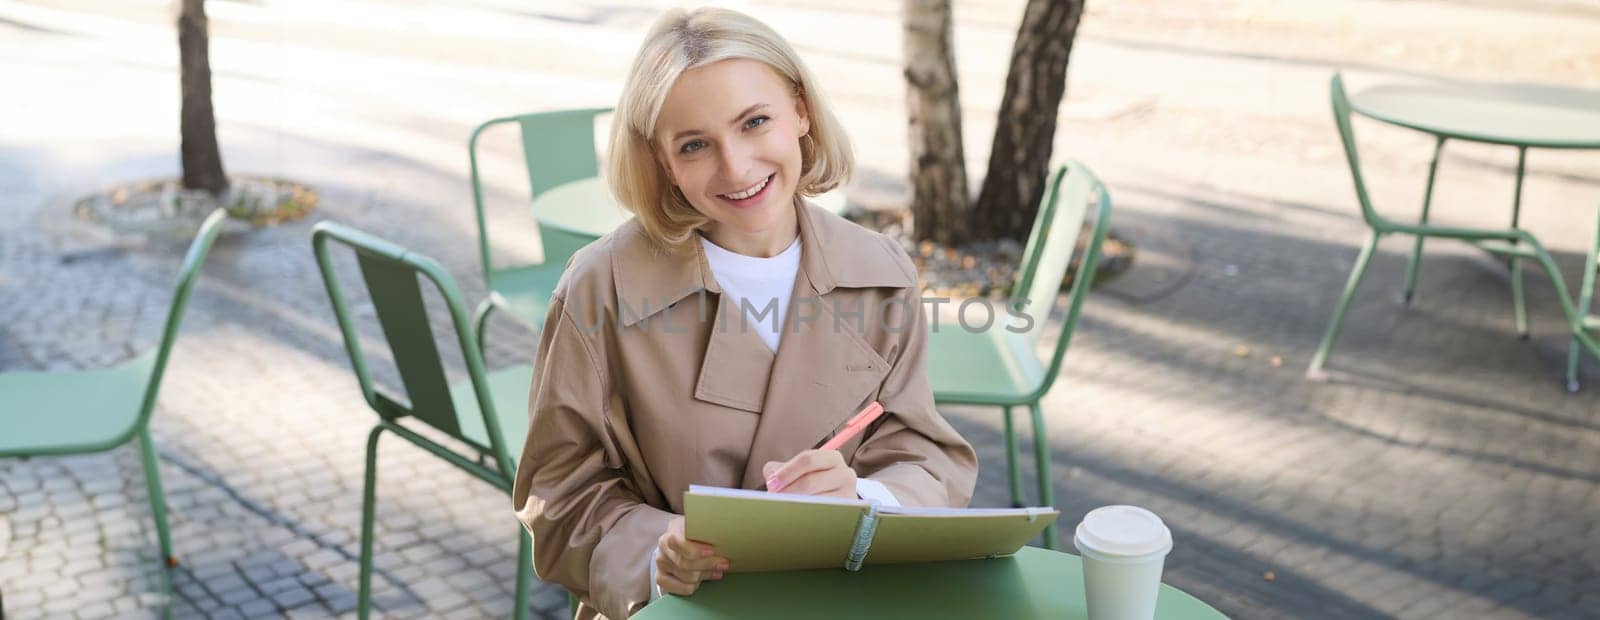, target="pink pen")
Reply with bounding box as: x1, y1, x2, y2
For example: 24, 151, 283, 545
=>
819, 401, 886, 451
766, 402, 886, 491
